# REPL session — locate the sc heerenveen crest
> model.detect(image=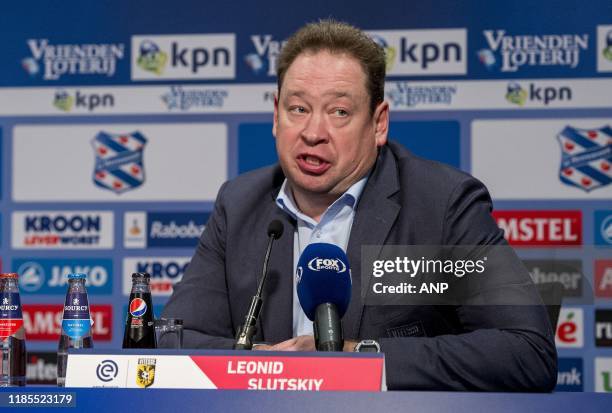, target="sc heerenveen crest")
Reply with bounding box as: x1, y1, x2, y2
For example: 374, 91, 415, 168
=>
136, 357, 156, 388
557, 125, 612, 192
92, 131, 147, 194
